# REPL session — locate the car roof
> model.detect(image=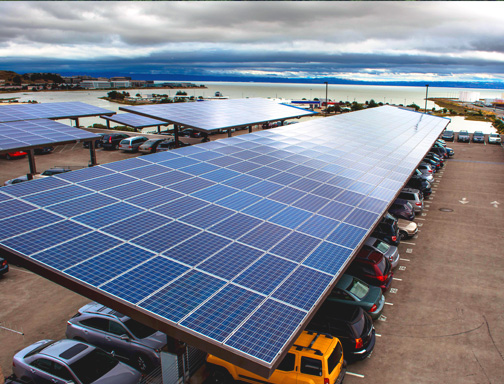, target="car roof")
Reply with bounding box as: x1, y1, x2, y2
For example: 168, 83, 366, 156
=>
315, 301, 363, 322
40, 340, 93, 364
293, 330, 336, 356
401, 187, 420, 194
79, 302, 127, 319
356, 248, 383, 263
